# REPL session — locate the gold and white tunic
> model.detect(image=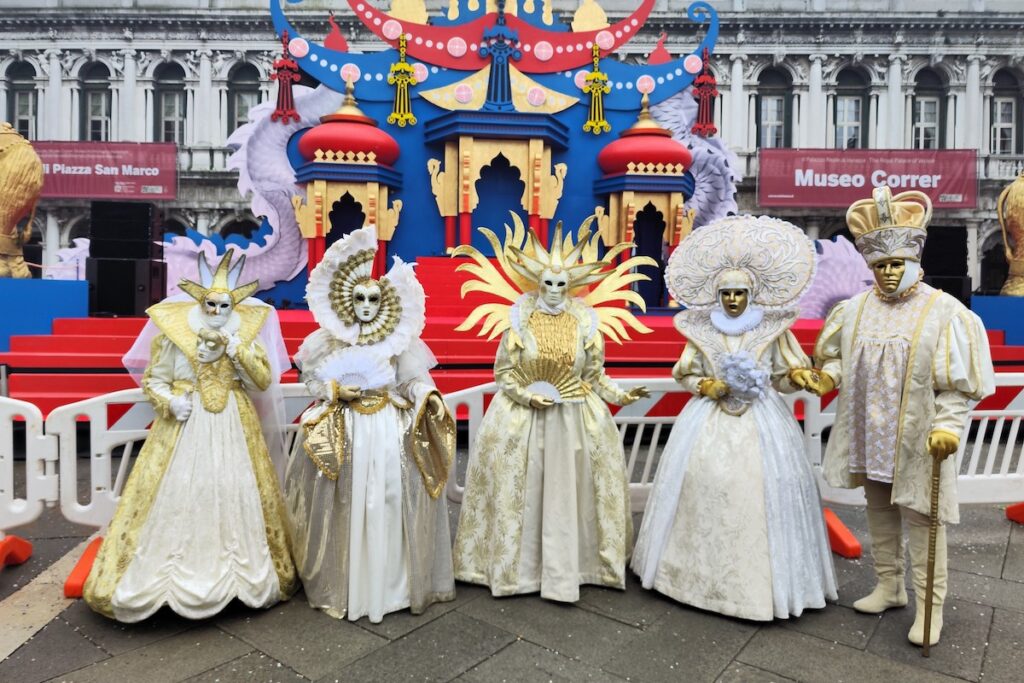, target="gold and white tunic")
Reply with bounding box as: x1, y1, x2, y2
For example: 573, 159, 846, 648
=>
453, 296, 633, 603
817, 283, 995, 523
